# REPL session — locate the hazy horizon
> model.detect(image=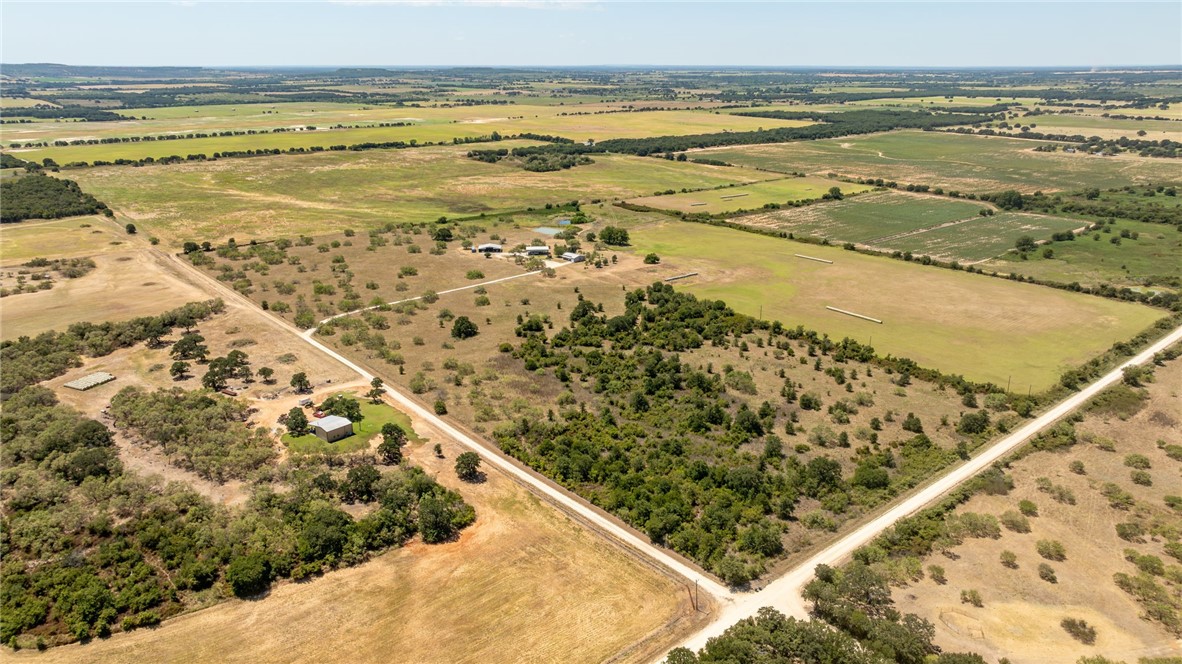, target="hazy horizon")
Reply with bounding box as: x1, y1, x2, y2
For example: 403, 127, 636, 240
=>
2, 1, 1179, 69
